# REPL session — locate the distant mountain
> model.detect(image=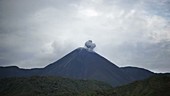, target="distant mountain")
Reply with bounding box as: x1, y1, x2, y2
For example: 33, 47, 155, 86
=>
120, 66, 154, 81
0, 66, 41, 77
0, 47, 154, 87
0, 76, 112, 96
